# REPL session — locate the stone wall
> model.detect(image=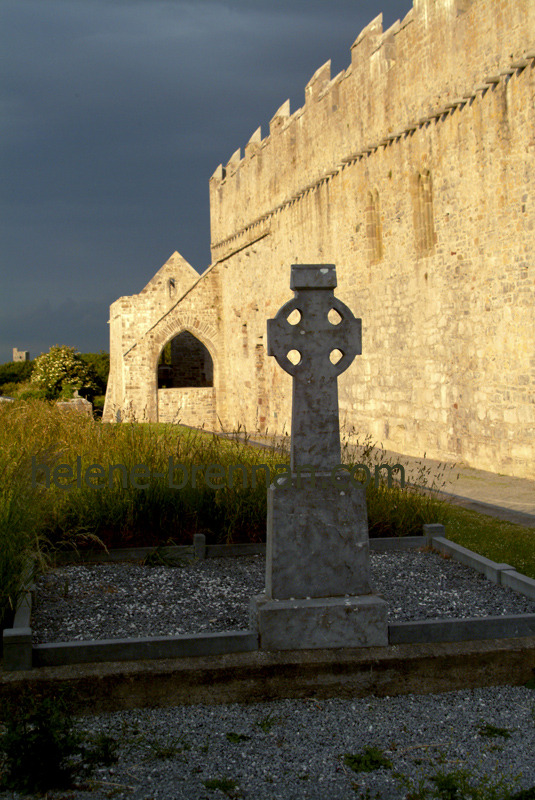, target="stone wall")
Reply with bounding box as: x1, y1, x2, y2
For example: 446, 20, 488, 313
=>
12, 348, 29, 362
157, 387, 216, 428
104, 0, 535, 479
